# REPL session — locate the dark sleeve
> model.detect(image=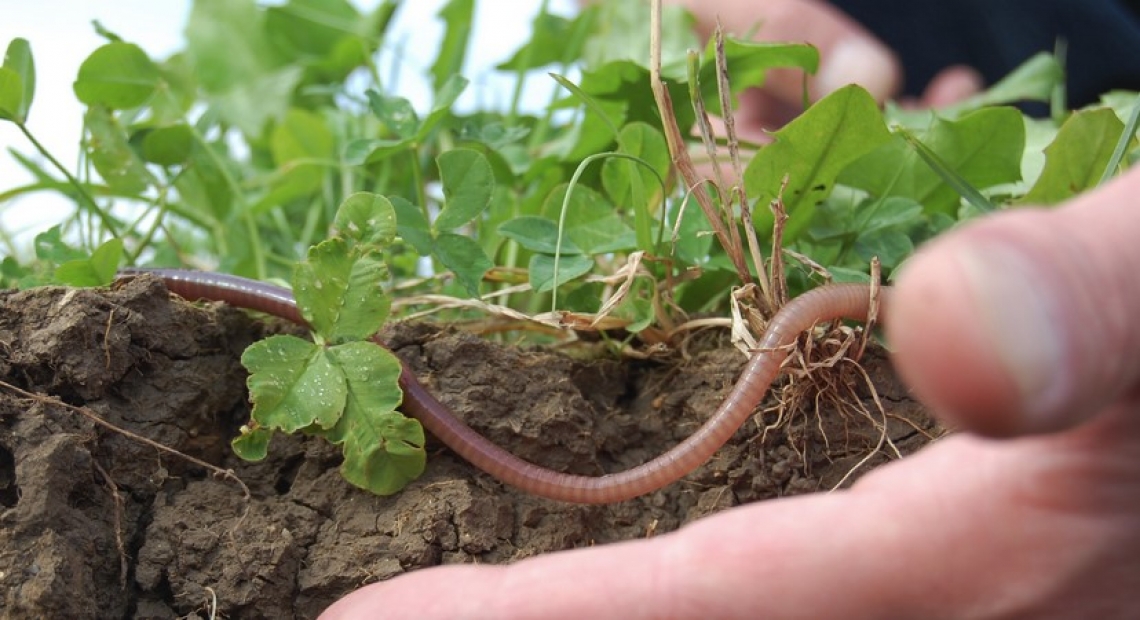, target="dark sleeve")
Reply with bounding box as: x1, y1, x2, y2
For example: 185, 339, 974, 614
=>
832, 0, 1140, 107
